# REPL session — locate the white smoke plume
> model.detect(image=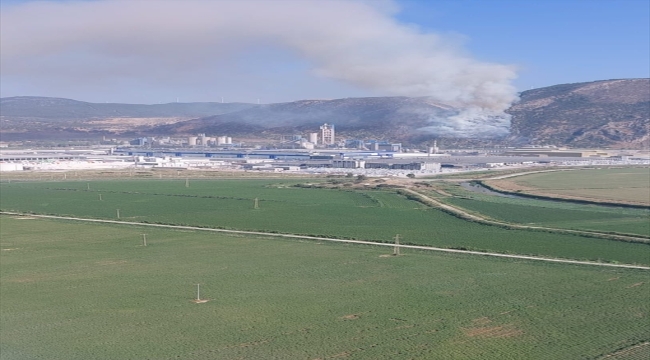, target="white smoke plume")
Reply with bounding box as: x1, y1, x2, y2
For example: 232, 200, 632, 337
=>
0, 0, 518, 138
